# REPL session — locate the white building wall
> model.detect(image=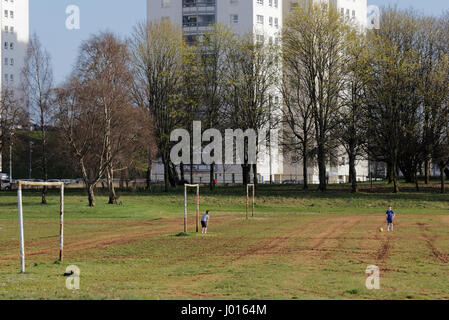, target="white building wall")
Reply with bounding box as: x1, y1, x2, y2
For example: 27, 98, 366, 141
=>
147, 0, 284, 183
0, 0, 29, 173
